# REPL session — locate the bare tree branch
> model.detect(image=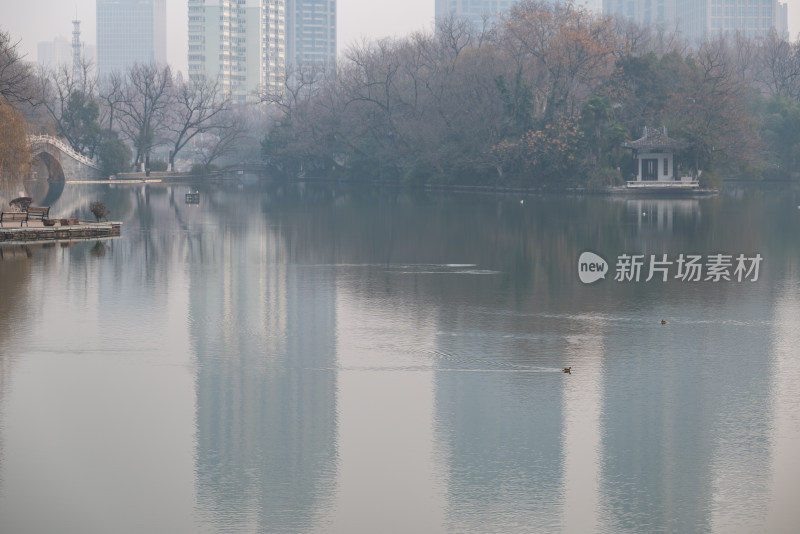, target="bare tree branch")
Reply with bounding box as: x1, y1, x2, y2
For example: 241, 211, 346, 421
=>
0, 30, 36, 106
165, 73, 230, 170
116, 63, 173, 169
